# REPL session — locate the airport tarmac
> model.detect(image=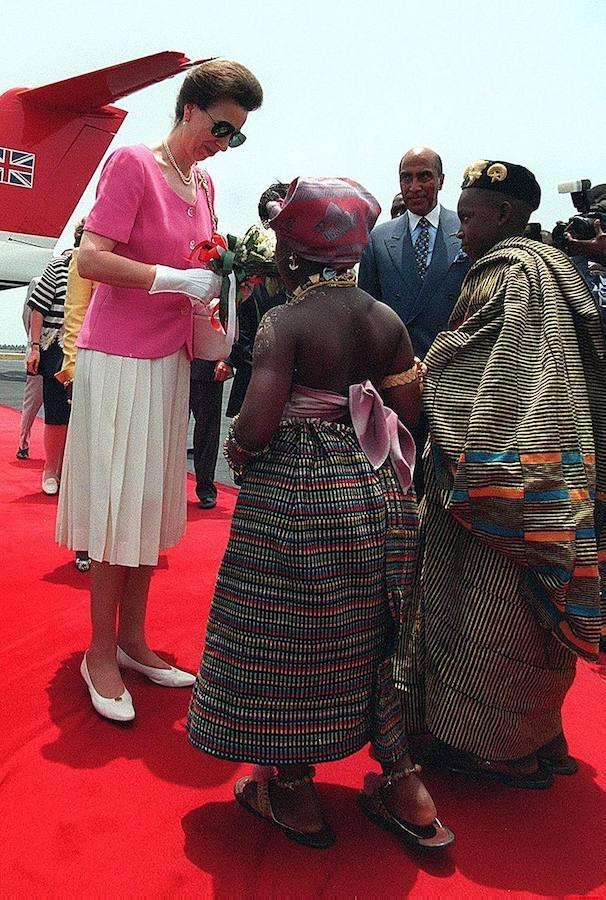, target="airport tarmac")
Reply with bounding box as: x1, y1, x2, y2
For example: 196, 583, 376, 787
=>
0, 358, 234, 487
